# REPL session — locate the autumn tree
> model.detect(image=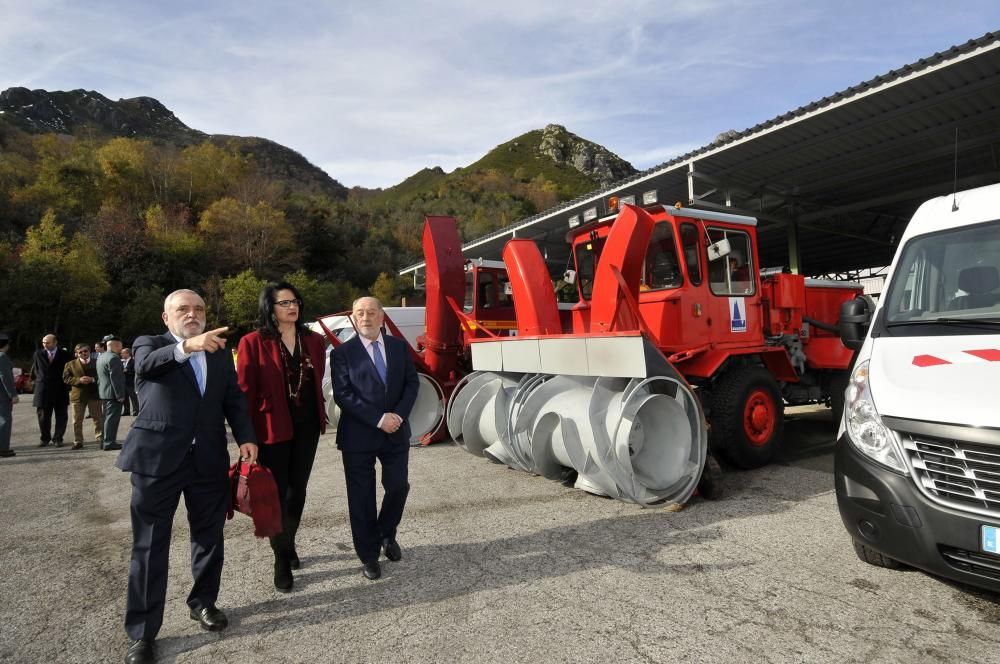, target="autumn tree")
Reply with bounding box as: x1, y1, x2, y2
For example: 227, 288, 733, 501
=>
97, 137, 151, 208
198, 197, 297, 276
178, 142, 250, 208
